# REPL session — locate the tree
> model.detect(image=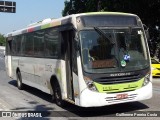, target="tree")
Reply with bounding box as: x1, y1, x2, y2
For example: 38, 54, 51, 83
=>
62, 0, 103, 16
0, 34, 5, 46
62, 0, 86, 16
62, 0, 72, 16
